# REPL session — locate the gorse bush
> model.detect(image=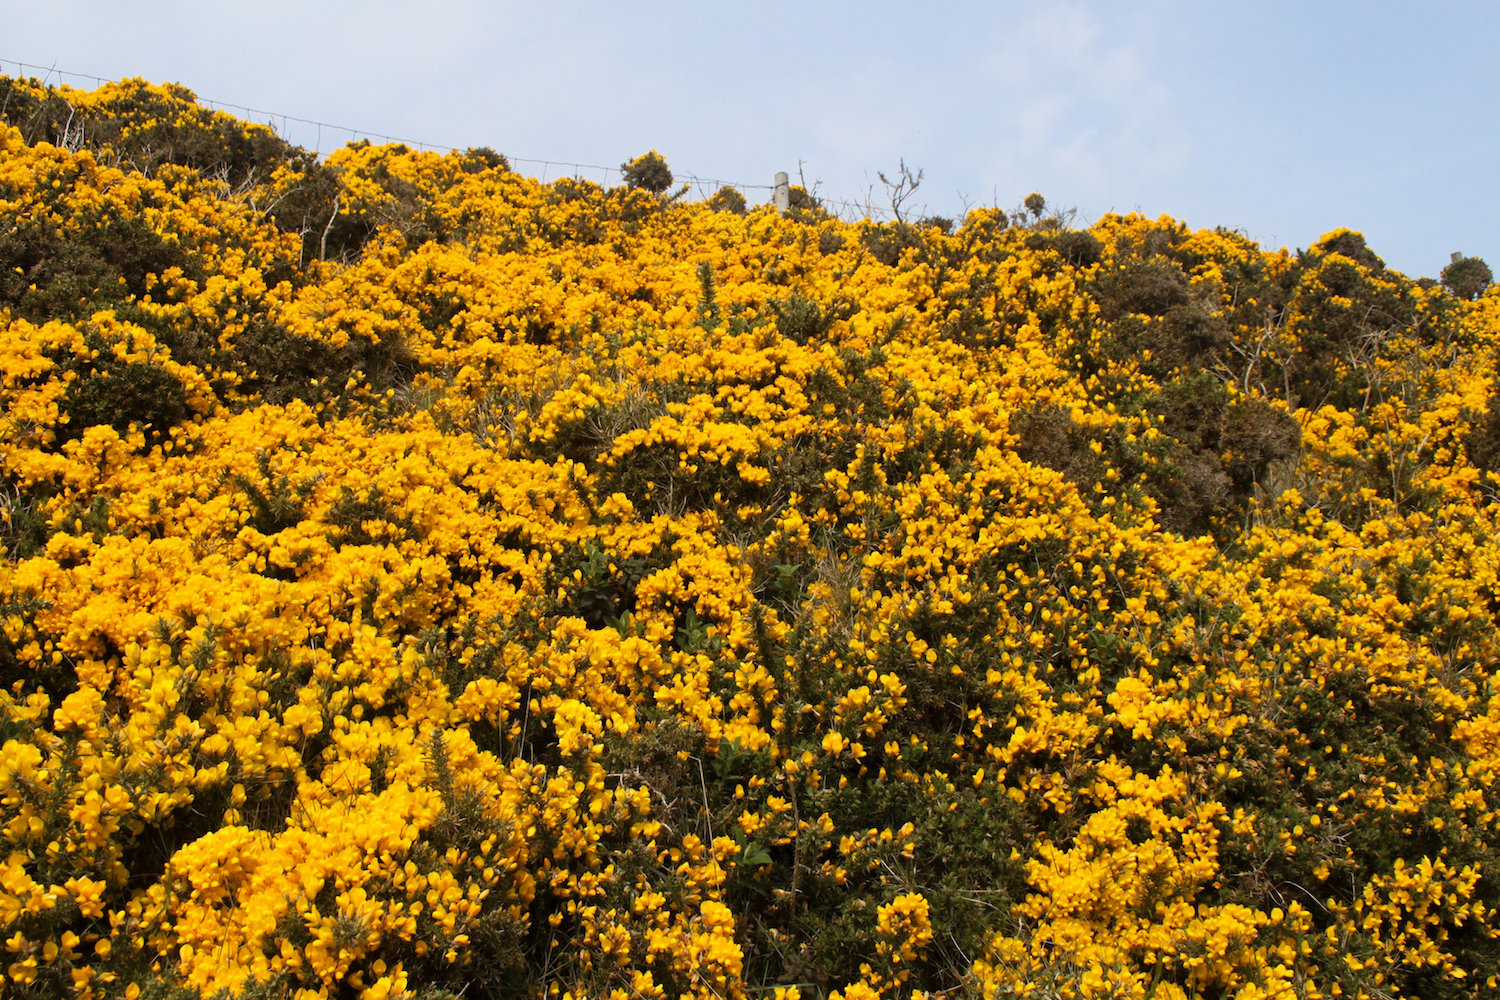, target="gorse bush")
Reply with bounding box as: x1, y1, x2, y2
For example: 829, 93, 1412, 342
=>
1443, 254, 1494, 301
0, 75, 303, 187
707, 186, 748, 215
620, 150, 674, 194
3, 74, 1500, 1000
